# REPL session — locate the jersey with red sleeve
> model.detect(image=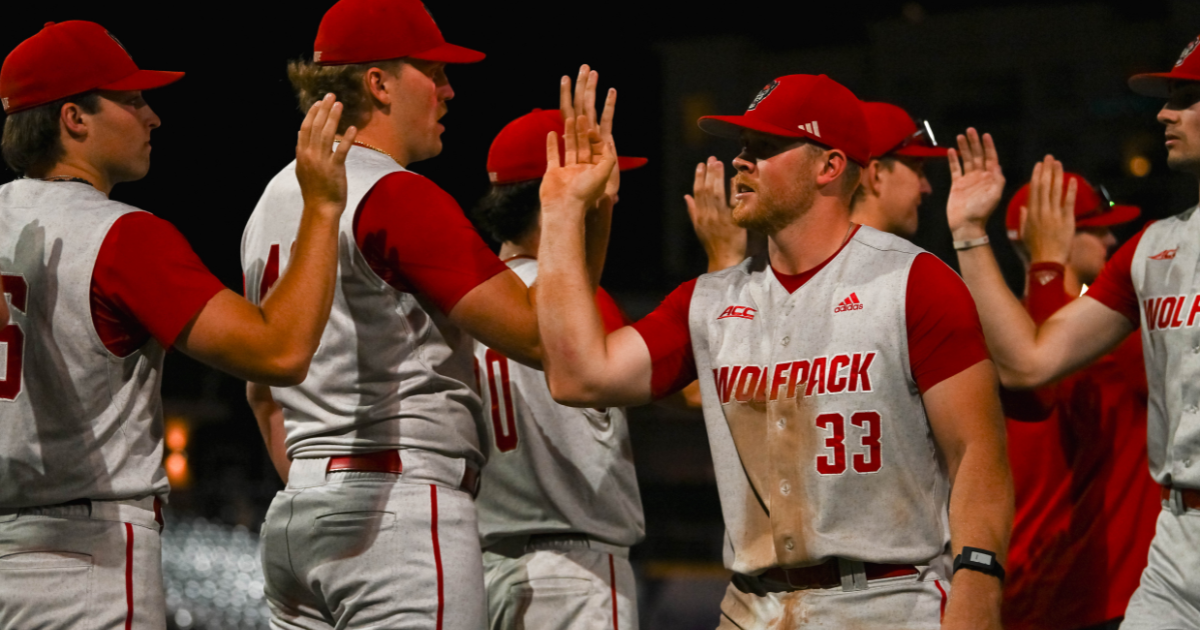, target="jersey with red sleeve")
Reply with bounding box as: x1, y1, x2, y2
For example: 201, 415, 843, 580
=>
242, 147, 508, 463
0, 180, 220, 508
1002, 264, 1158, 630
633, 225, 988, 575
